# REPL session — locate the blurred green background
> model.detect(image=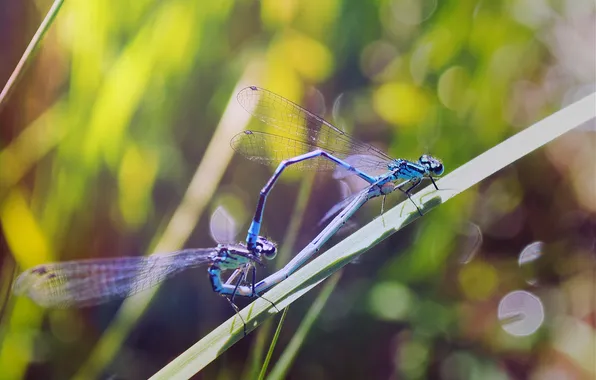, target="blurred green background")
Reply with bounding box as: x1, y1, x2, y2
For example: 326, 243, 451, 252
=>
0, 0, 594, 379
